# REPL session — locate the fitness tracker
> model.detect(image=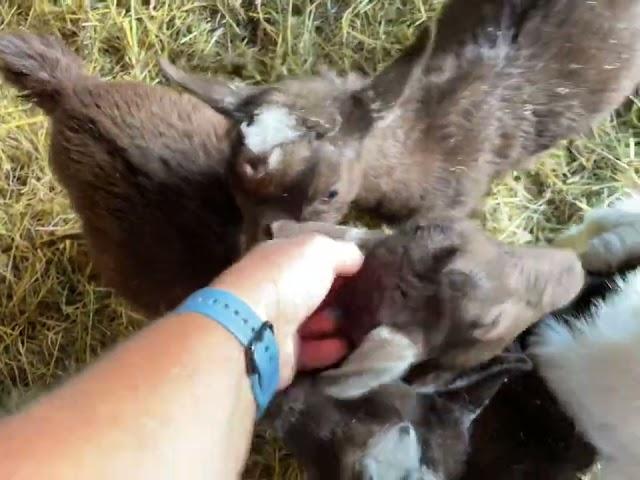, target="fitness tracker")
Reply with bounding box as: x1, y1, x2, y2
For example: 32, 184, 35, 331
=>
174, 288, 280, 417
